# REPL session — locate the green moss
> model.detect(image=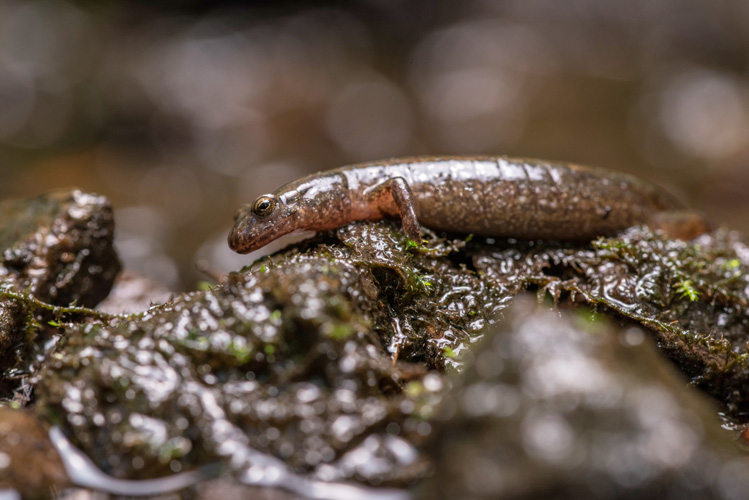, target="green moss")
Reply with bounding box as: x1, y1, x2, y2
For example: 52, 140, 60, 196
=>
327, 323, 354, 340
723, 258, 740, 270
158, 438, 191, 462
413, 274, 434, 293
227, 340, 252, 364
197, 281, 215, 291
404, 381, 425, 397
675, 279, 699, 302
572, 308, 607, 334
